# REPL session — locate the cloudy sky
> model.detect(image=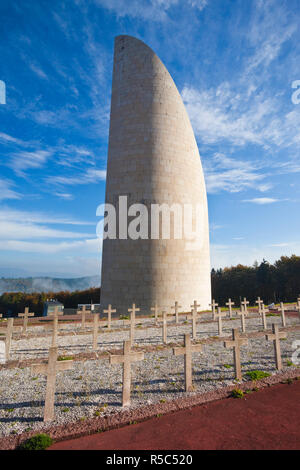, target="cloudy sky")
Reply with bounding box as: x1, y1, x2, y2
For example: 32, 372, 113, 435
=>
0, 0, 300, 278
